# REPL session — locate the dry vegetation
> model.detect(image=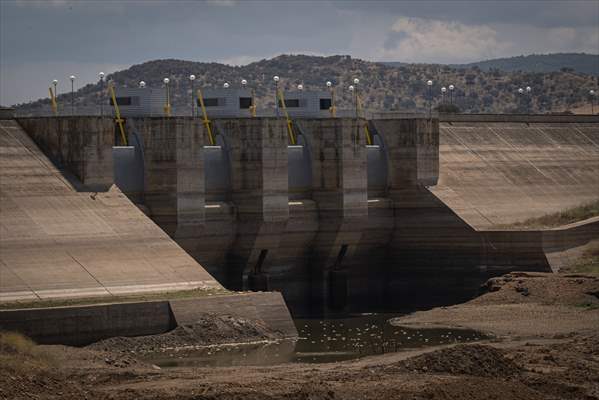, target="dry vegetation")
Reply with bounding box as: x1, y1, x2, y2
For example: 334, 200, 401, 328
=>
504, 200, 599, 229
